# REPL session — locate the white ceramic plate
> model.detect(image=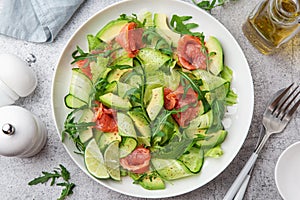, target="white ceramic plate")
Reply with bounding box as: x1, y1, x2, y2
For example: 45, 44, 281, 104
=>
275, 141, 300, 200
51, 0, 254, 198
